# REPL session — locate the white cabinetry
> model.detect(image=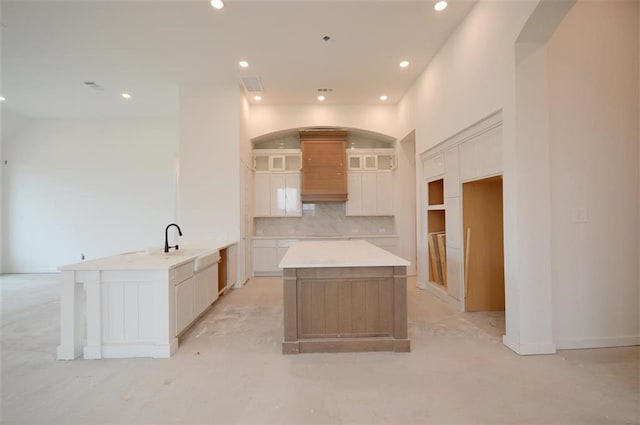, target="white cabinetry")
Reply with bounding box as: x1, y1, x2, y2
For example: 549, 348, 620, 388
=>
175, 264, 195, 336
376, 171, 394, 216
346, 171, 393, 216
346, 173, 362, 215
423, 154, 444, 179
347, 149, 395, 171
199, 263, 219, 308
253, 174, 270, 217
253, 150, 301, 172
253, 149, 302, 218
369, 237, 398, 255
175, 256, 220, 337
252, 239, 297, 276
252, 239, 279, 275
419, 112, 503, 310
459, 126, 502, 182
348, 154, 378, 170
254, 172, 301, 217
